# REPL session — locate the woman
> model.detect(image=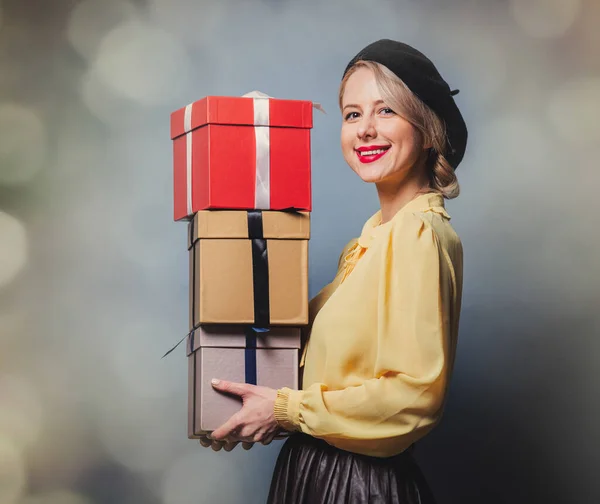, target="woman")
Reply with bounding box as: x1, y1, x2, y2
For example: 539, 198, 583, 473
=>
205, 39, 467, 503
